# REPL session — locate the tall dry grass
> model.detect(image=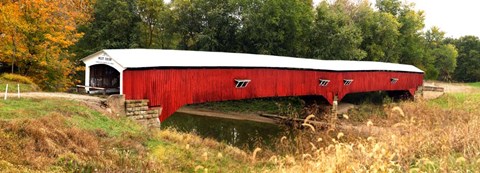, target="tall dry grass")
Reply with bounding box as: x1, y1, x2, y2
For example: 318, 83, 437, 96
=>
0, 98, 264, 172
0, 113, 160, 172
262, 93, 480, 172
3, 94, 479, 172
